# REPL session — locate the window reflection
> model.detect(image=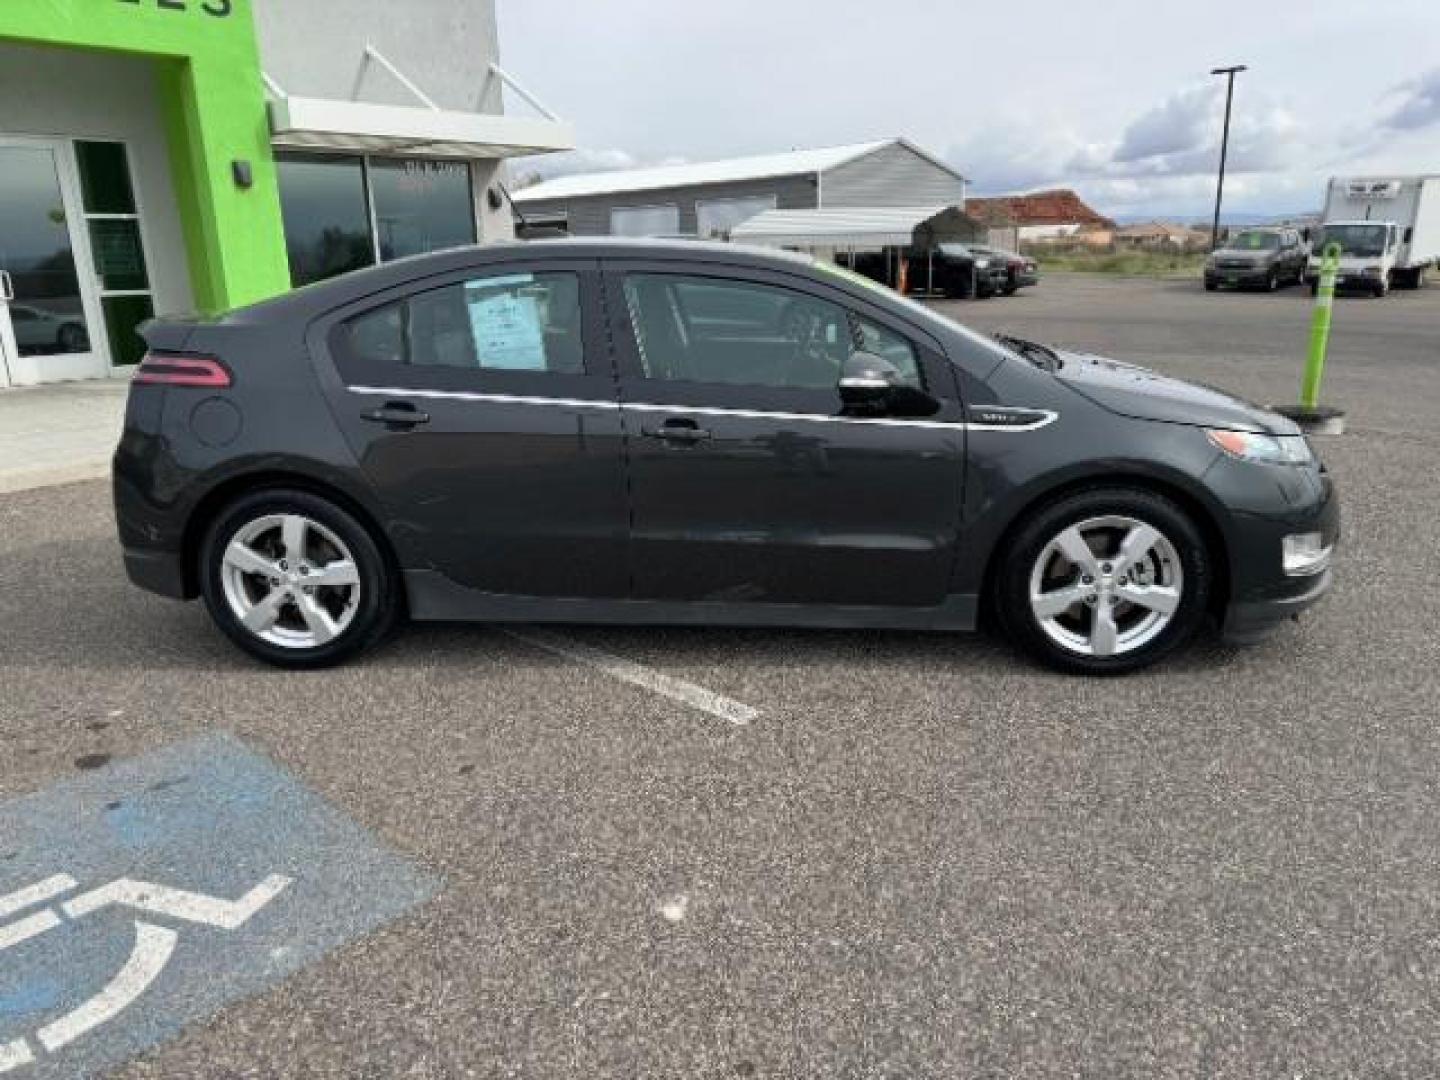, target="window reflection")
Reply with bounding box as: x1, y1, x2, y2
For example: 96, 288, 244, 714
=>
0, 145, 89, 356
370, 159, 474, 261
276, 154, 375, 287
